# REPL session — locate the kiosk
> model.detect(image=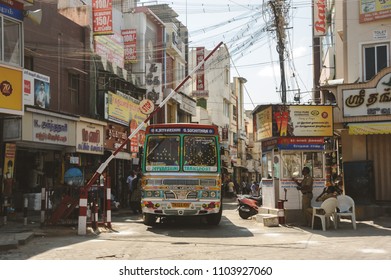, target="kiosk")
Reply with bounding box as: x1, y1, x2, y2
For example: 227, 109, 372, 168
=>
254, 104, 336, 223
